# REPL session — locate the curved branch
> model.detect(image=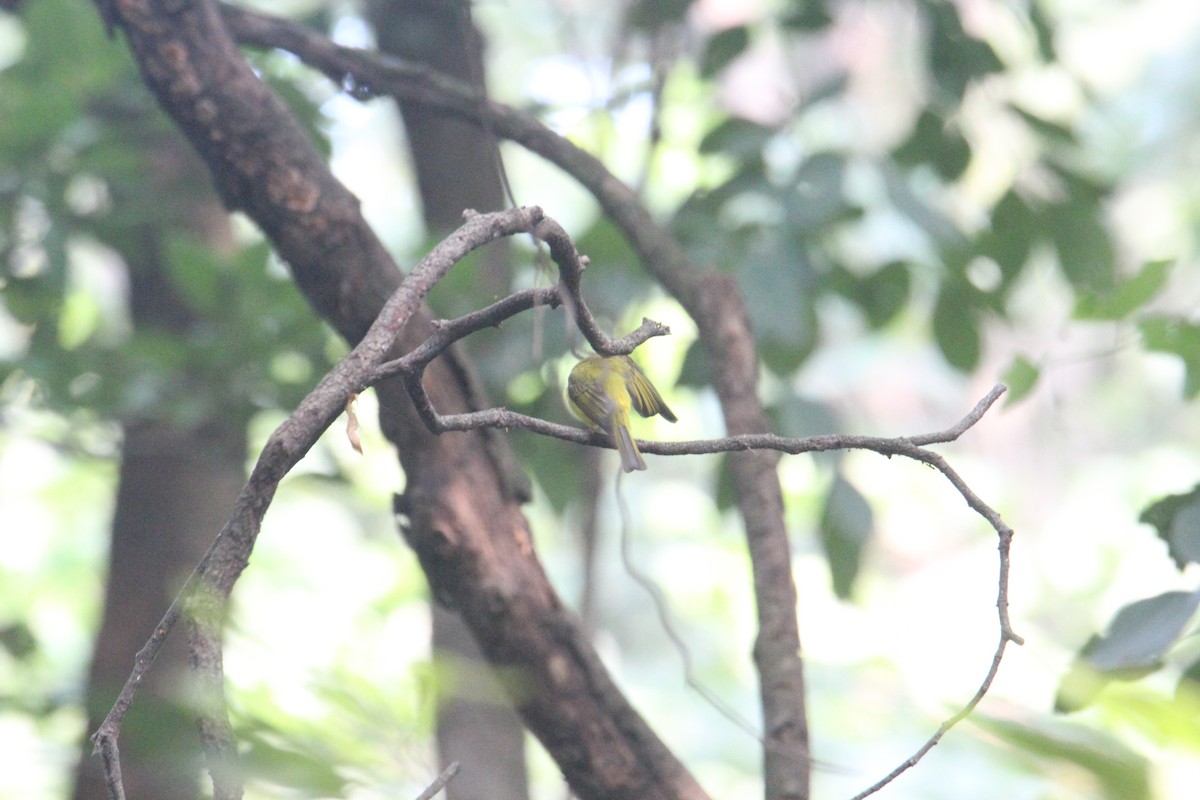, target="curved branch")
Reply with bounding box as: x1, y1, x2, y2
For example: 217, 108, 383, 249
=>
96, 6, 1027, 800
531, 216, 670, 354
219, 8, 814, 796
90, 206, 542, 790
91, 0, 720, 795
381, 373, 1025, 798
